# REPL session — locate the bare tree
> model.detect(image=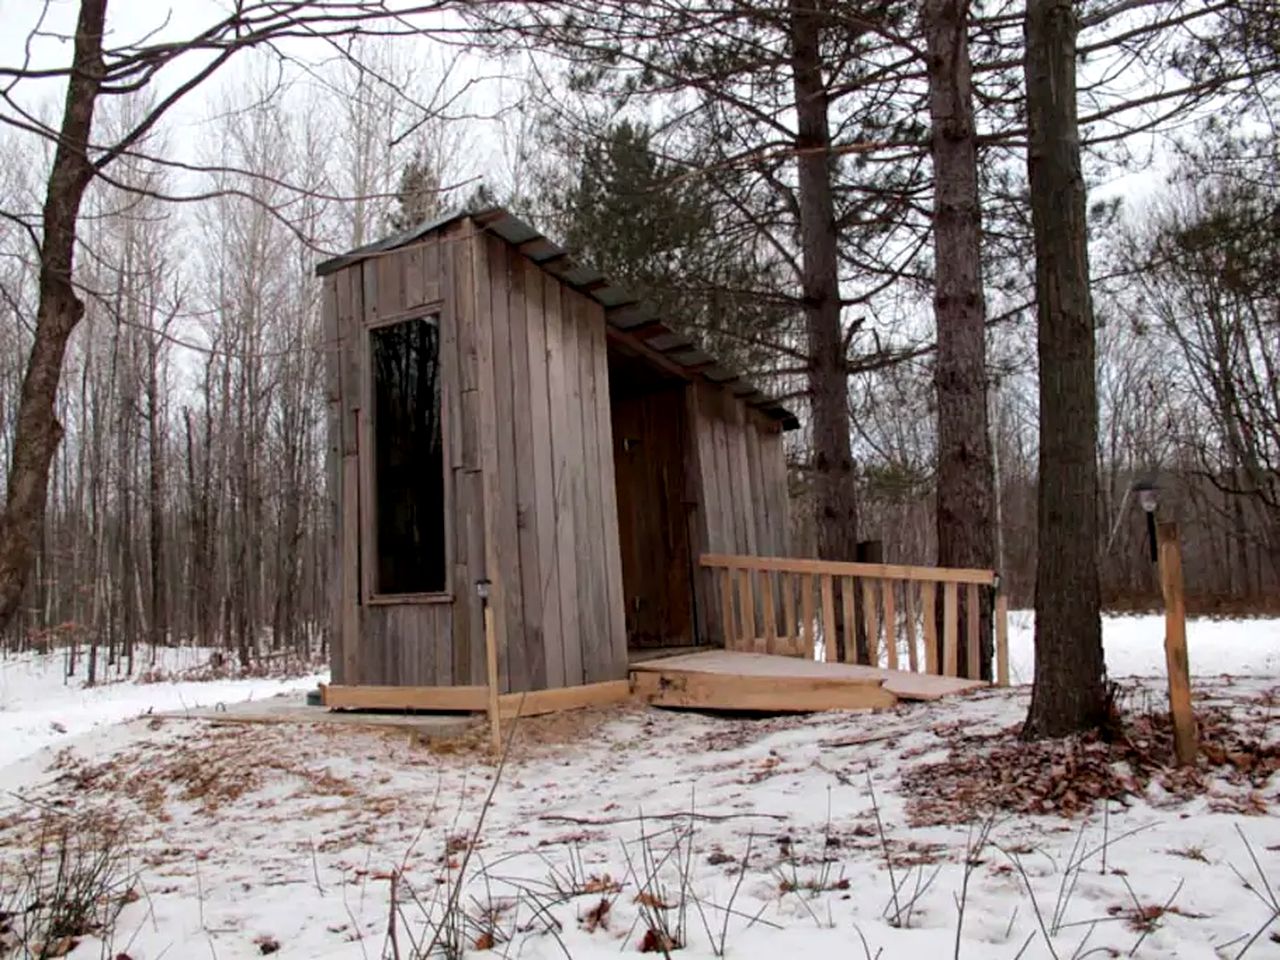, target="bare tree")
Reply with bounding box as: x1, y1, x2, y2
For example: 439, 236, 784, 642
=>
0, 0, 455, 636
